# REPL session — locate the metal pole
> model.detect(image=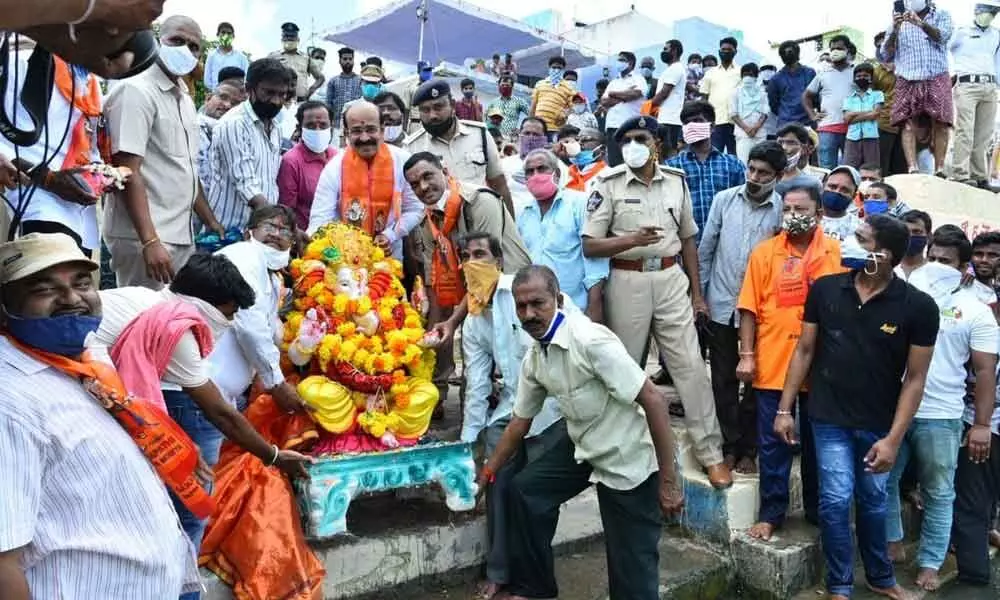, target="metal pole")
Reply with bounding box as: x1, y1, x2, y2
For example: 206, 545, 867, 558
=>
417, 0, 428, 63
